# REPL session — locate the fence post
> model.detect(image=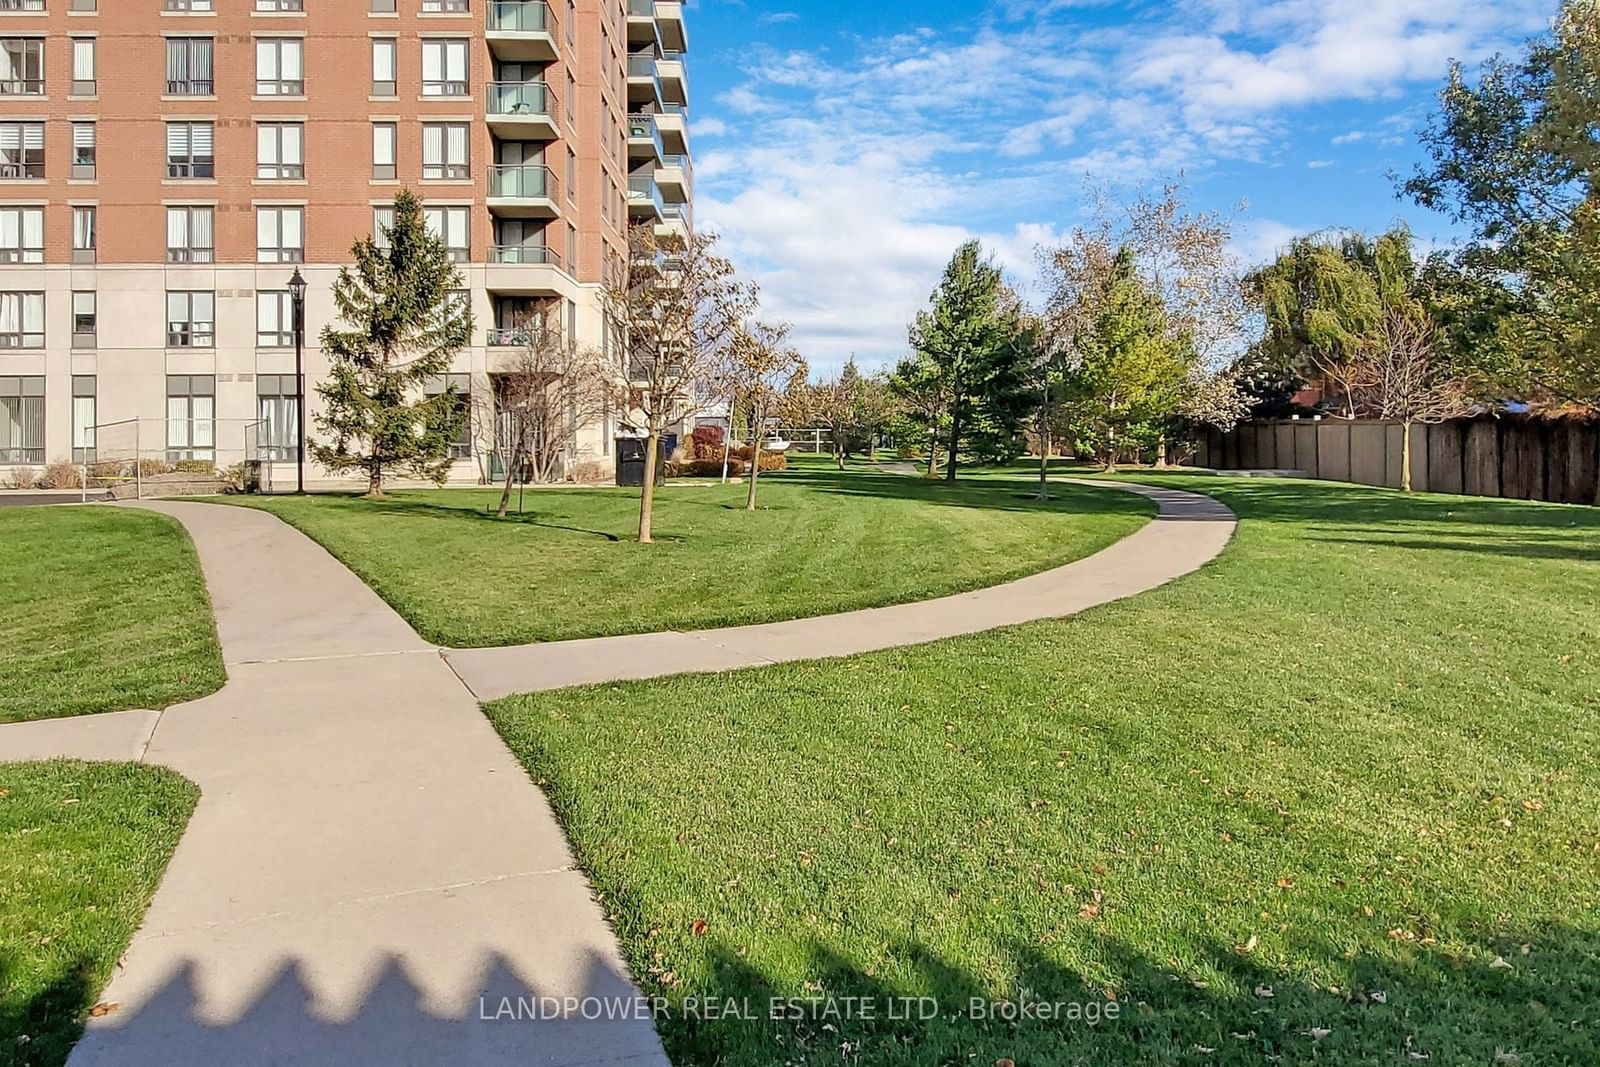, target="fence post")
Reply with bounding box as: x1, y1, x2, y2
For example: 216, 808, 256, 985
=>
135, 419, 142, 500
